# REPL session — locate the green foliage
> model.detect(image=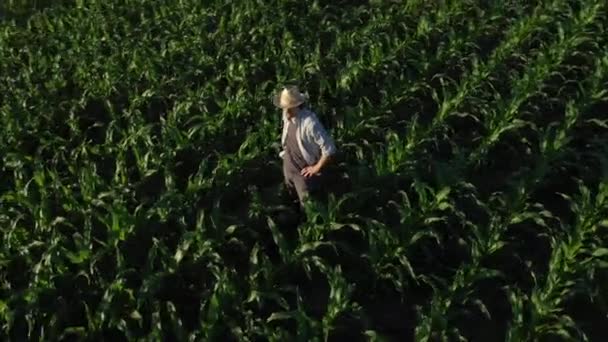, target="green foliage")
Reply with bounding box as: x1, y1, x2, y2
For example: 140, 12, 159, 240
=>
1, 0, 608, 340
